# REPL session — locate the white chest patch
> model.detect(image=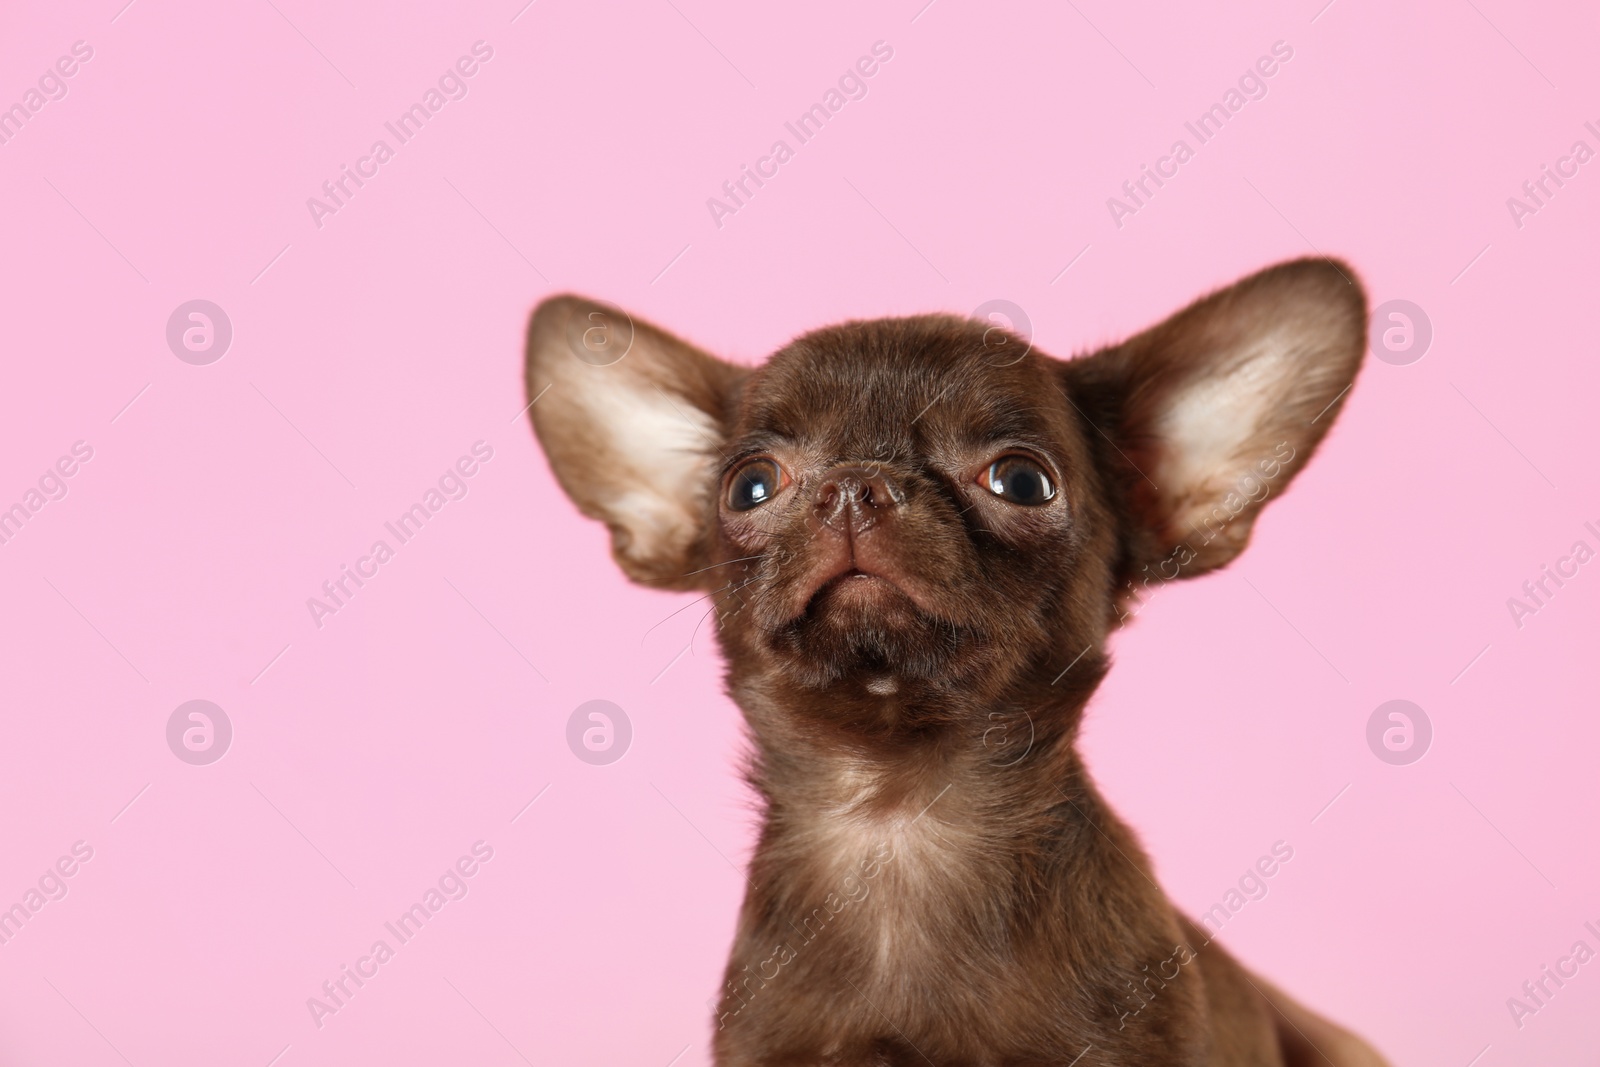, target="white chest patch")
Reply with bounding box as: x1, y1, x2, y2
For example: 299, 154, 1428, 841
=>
801, 769, 972, 973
